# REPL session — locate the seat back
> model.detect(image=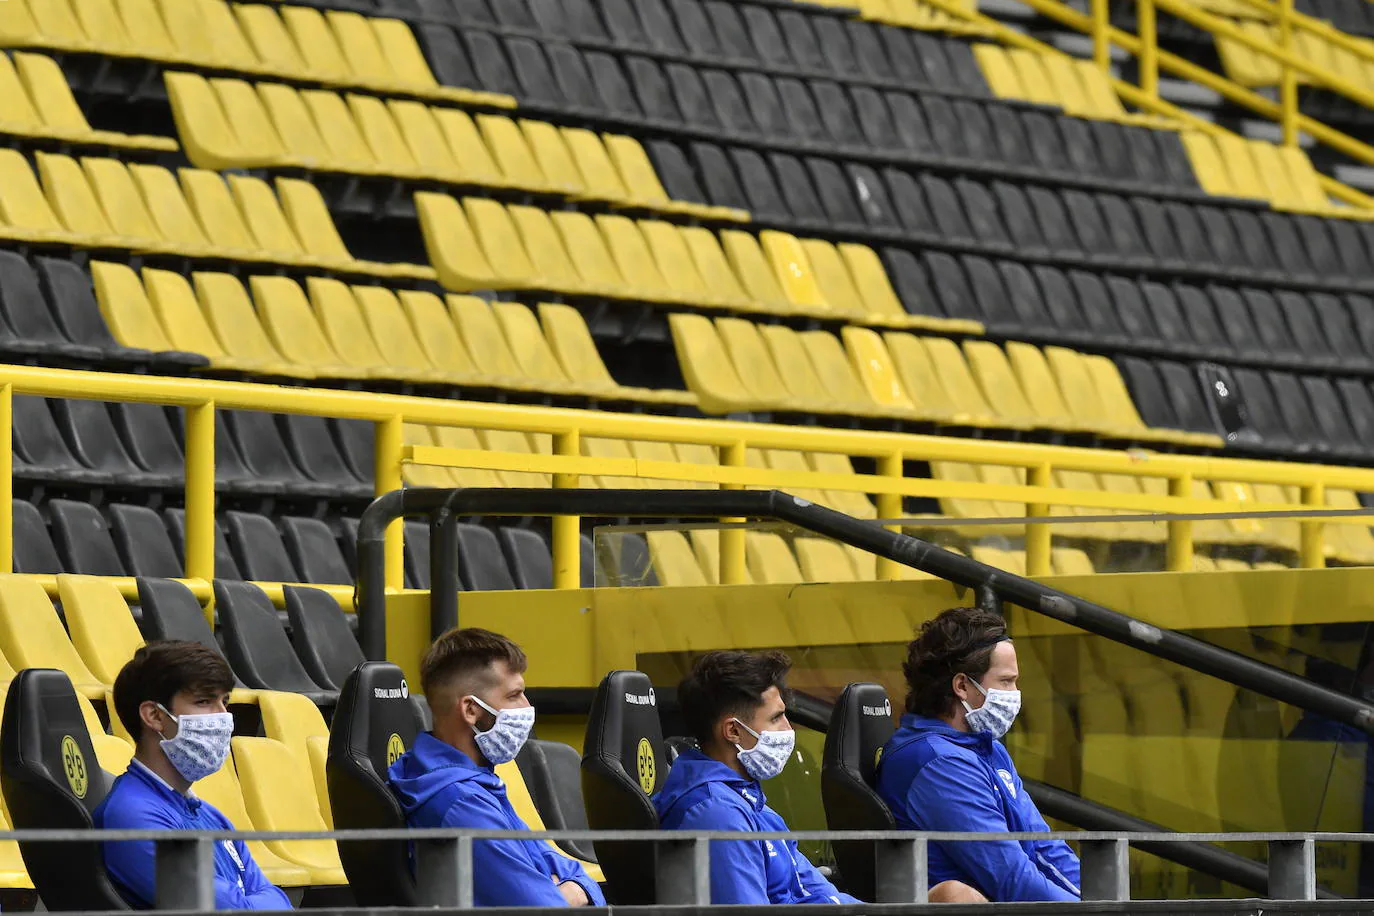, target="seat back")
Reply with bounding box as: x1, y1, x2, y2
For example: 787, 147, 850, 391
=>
1, 668, 127, 910
581, 669, 666, 903
326, 662, 423, 906
213, 579, 325, 696
516, 738, 595, 863
283, 584, 364, 691
820, 682, 897, 902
